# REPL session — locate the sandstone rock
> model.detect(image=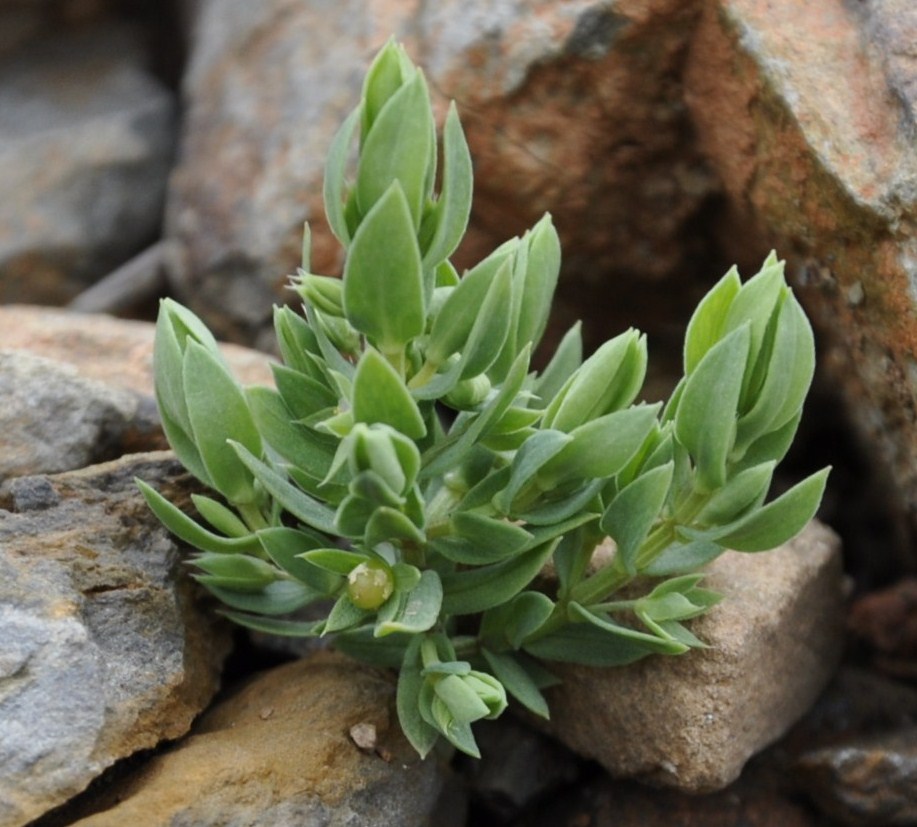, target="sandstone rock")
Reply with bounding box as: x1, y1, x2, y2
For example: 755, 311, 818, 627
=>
0, 451, 232, 827
683, 0, 917, 566
0, 23, 176, 305
546, 520, 845, 792
68, 653, 463, 827
0, 350, 147, 481
797, 729, 917, 826
167, 0, 716, 346
0, 305, 274, 397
